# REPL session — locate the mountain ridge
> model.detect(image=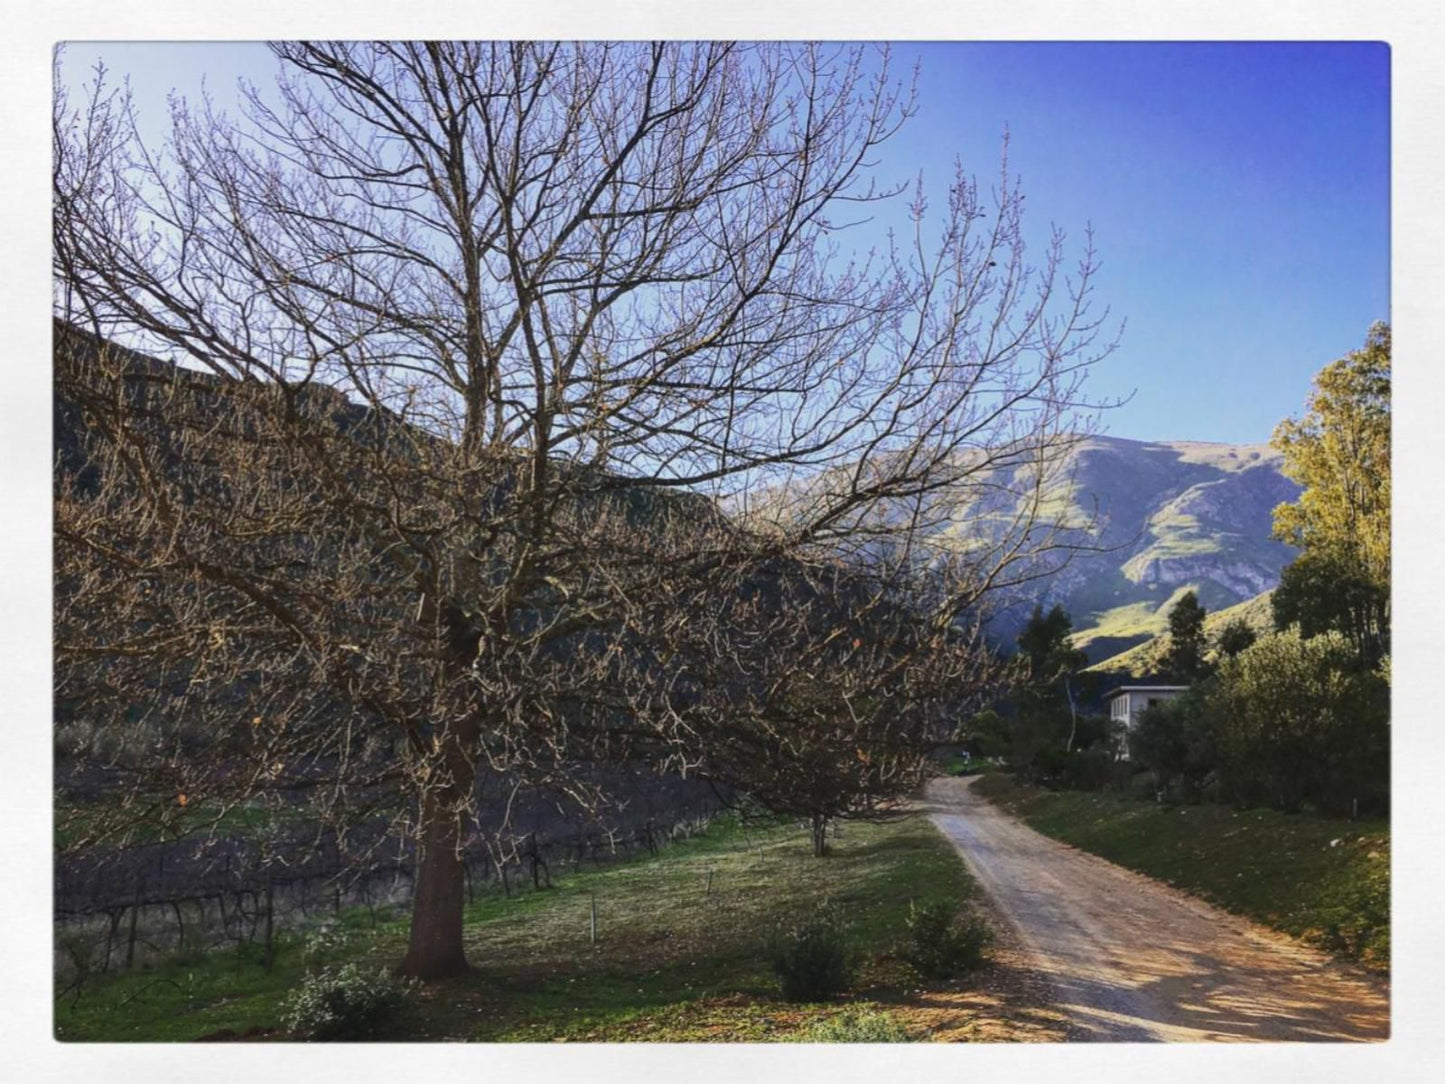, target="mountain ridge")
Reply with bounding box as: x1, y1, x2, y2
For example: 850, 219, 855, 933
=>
979, 433, 1299, 659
